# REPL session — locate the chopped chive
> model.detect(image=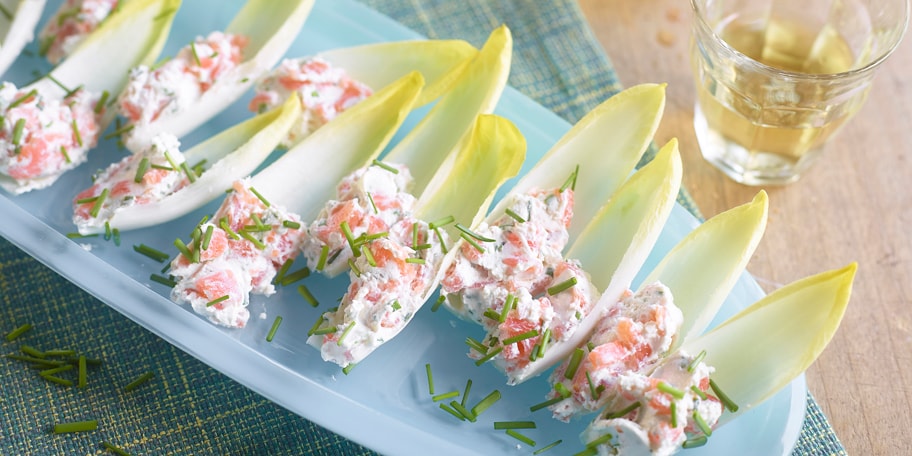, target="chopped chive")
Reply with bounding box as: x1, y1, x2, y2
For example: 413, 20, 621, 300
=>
565, 348, 585, 380
450, 401, 476, 422
500, 294, 514, 321
455, 223, 495, 242
40, 365, 74, 376
391, 300, 401, 311
413, 243, 431, 250
315, 245, 329, 271
433, 227, 448, 254
682, 436, 709, 449
112, 228, 121, 246
502, 329, 539, 346
428, 215, 455, 229
94, 91, 110, 113
44, 349, 76, 357
529, 396, 564, 412
604, 401, 641, 419
584, 433, 614, 449
337, 321, 356, 346
89, 188, 109, 218
6, 354, 64, 366
432, 391, 460, 402
282, 220, 301, 229
311, 325, 337, 336
248, 186, 271, 207
460, 232, 485, 253
9, 89, 37, 109
688, 350, 707, 372
296, 285, 318, 307
657, 381, 685, 400
77, 356, 87, 388
20, 345, 44, 358
205, 295, 230, 307
69, 356, 102, 367
692, 410, 713, 436
461, 378, 473, 407
505, 429, 535, 447
709, 378, 739, 412
483, 309, 503, 323
54, 420, 98, 434
190, 41, 202, 65
554, 383, 572, 400
280, 267, 310, 286
60, 146, 71, 163
473, 346, 503, 366
494, 421, 536, 430
340, 221, 358, 255
439, 403, 466, 421
342, 363, 356, 375
104, 221, 112, 241
366, 192, 378, 214
46, 73, 73, 94
547, 277, 577, 296
465, 337, 489, 355
504, 208, 526, 223
670, 401, 678, 427
149, 274, 176, 288
173, 237, 197, 262
124, 372, 154, 392
102, 441, 131, 456
537, 328, 552, 358
75, 195, 99, 204
692, 385, 708, 400
11, 118, 25, 145
560, 164, 580, 192
179, 162, 197, 183
361, 245, 376, 267
266, 316, 283, 342
274, 259, 293, 284
162, 151, 180, 172
132, 244, 170, 263
201, 225, 214, 251
72, 118, 83, 147
425, 363, 434, 395
401, 257, 424, 266
238, 230, 266, 250
371, 159, 398, 174
40, 374, 77, 390
348, 258, 361, 276
66, 232, 99, 239
586, 371, 604, 400
533, 439, 563, 455
431, 295, 446, 312
150, 163, 173, 171
470, 389, 501, 417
